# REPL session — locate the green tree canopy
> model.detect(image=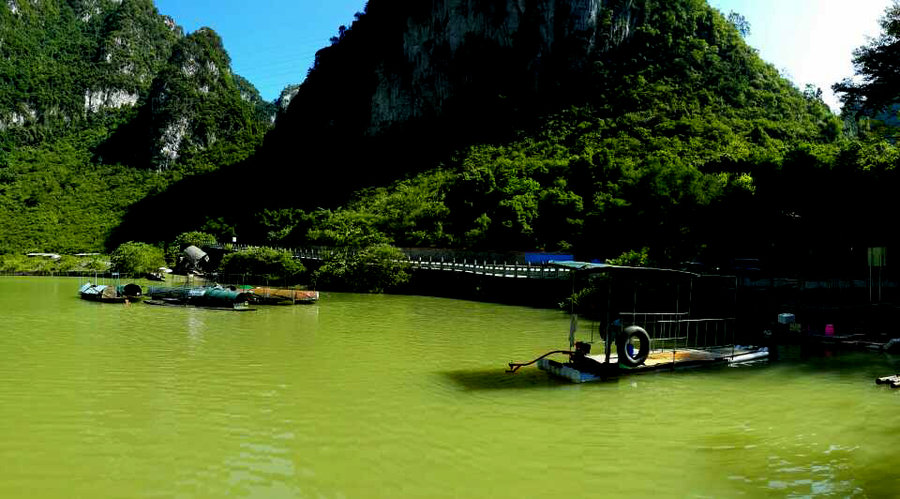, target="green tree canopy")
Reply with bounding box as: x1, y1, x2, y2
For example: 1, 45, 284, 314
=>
111, 241, 165, 275
313, 244, 411, 293
834, 1, 900, 115
172, 231, 218, 250
220, 247, 305, 283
